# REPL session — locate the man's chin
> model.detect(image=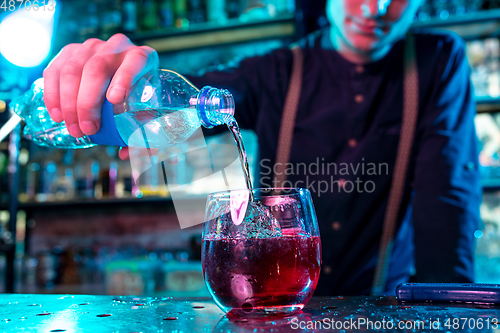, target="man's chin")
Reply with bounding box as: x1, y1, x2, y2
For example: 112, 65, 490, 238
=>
349, 35, 382, 53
